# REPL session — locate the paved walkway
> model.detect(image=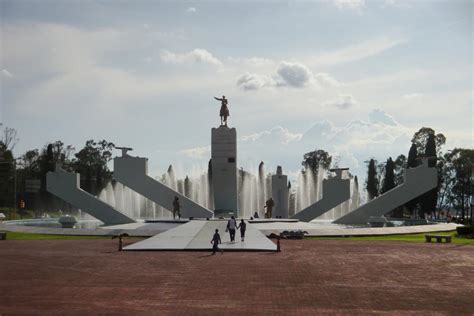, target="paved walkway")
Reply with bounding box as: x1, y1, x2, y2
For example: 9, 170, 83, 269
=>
124, 220, 277, 251
0, 220, 460, 238
1, 239, 472, 314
